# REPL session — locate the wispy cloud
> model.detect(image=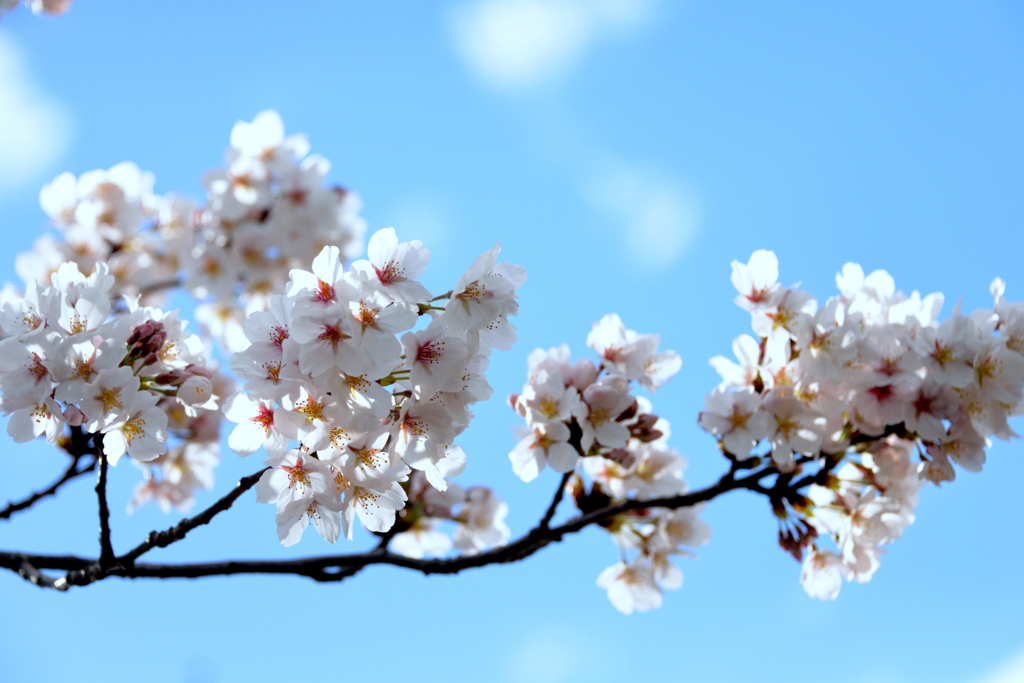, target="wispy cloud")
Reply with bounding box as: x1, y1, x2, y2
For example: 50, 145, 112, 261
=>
503, 623, 625, 683
973, 646, 1024, 683
448, 0, 697, 270
449, 0, 658, 90
381, 192, 456, 252
0, 30, 72, 196
581, 158, 699, 272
